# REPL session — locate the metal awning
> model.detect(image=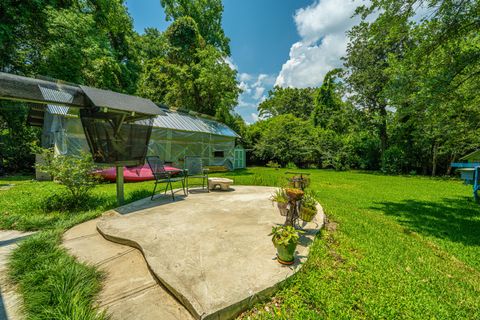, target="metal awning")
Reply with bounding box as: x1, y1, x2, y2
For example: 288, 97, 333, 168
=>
80, 85, 164, 116
0, 72, 164, 118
